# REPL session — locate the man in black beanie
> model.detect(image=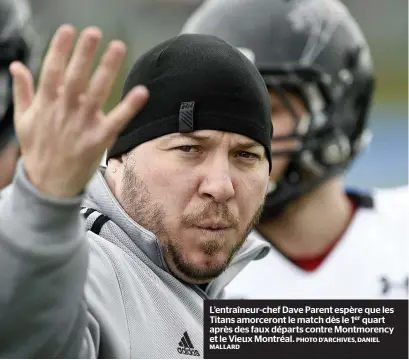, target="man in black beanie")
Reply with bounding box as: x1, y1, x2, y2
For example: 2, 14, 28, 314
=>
0, 25, 272, 358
